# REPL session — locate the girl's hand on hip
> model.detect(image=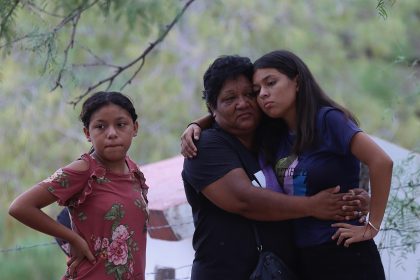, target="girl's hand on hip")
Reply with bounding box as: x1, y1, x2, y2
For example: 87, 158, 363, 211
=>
331, 223, 378, 247
67, 235, 96, 278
